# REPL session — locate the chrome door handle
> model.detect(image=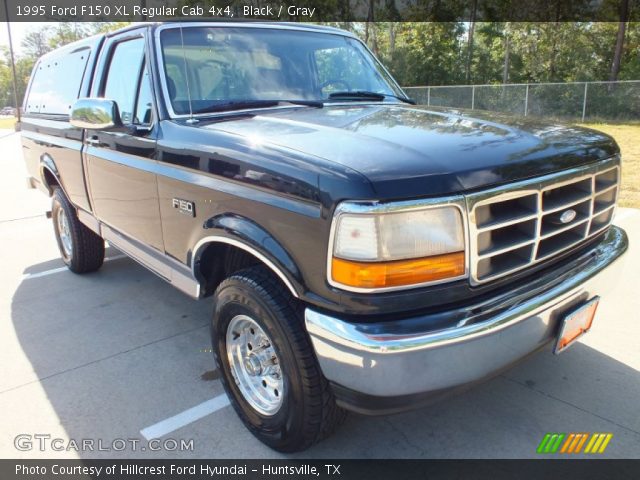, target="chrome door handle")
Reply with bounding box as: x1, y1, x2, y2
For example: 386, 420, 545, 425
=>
86, 135, 100, 146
